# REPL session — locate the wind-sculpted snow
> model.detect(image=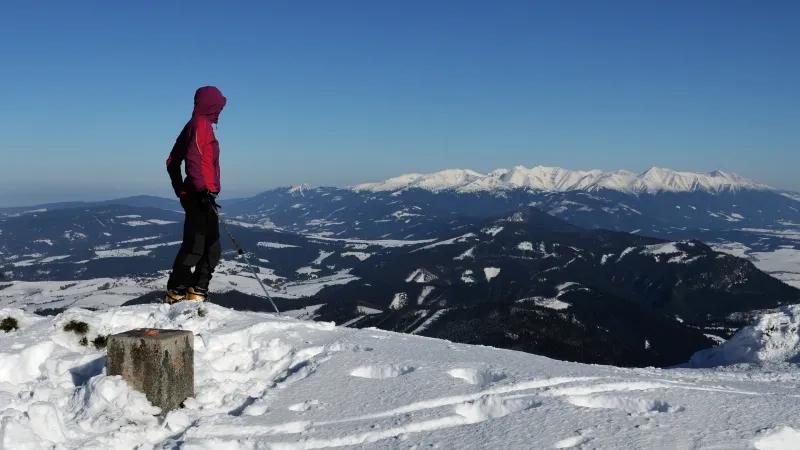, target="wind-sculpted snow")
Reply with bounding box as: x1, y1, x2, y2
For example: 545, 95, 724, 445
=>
1, 304, 800, 449
688, 305, 800, 367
